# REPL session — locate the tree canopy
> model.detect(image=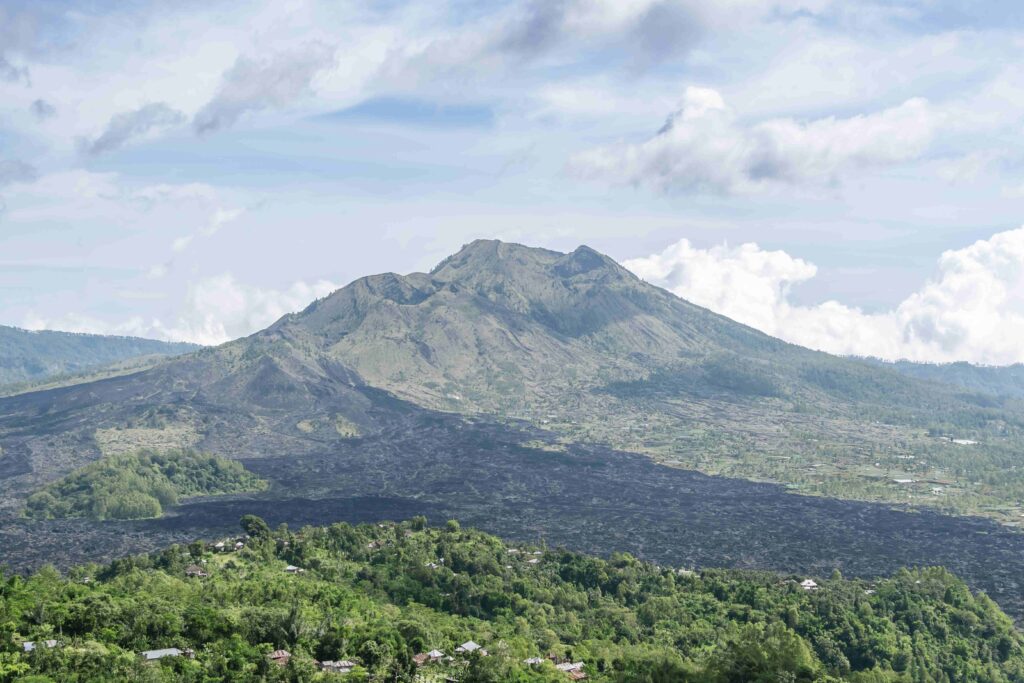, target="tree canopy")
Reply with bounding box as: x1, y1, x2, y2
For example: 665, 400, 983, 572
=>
24, 449, 265, 521
1, 519, 1022, 682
